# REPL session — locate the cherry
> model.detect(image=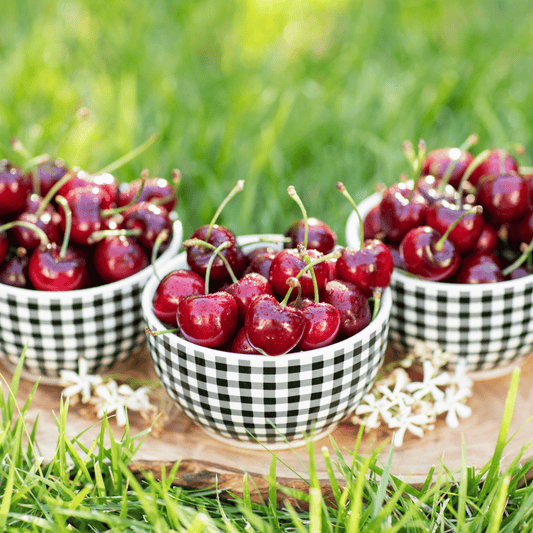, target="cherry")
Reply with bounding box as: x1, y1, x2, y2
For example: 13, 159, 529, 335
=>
471, 222, 499, 255
414, 174, 458, 205
244, 246, 277, 279
121, 201, 173, 251
0, 160, 31, 216
0, 247, 31, 288
284, 217, 337, 254
92, 234, 149, 284
228, 327, 260, 354
362, 204, 385, 240
453, 253, 504, 284
467, 148, 519, 187
476, 171, 528, 225
294, 298, 341, 351
245, 292, 306, 356
152, 269, 206, 327
224, 272, 273, 322
177, 291, 239, 348
37, 159, 68, 197
0, 230, 8, 264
